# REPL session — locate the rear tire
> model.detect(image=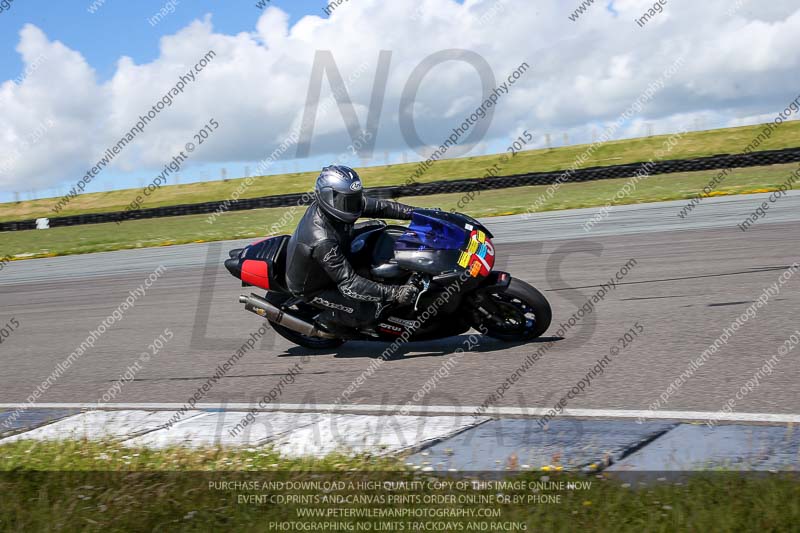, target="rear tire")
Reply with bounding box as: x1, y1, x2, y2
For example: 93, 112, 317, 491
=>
264, 292, 346, 350
269, 321, 345, 350
481, 278, 552, 342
